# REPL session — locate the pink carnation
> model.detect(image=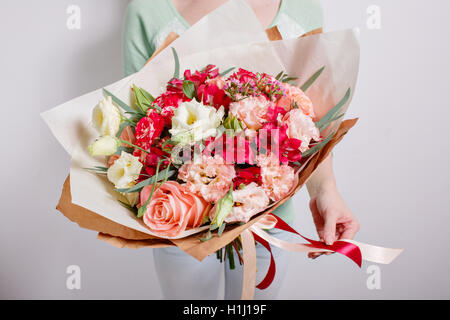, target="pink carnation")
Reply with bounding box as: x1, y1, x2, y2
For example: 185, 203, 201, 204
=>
218, 183, 270, 224
277, 84, 315, 117
258, 154, 295, 201
283, 109, 321, 152
177, 155, 236, 203
229, 95, 273, 130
